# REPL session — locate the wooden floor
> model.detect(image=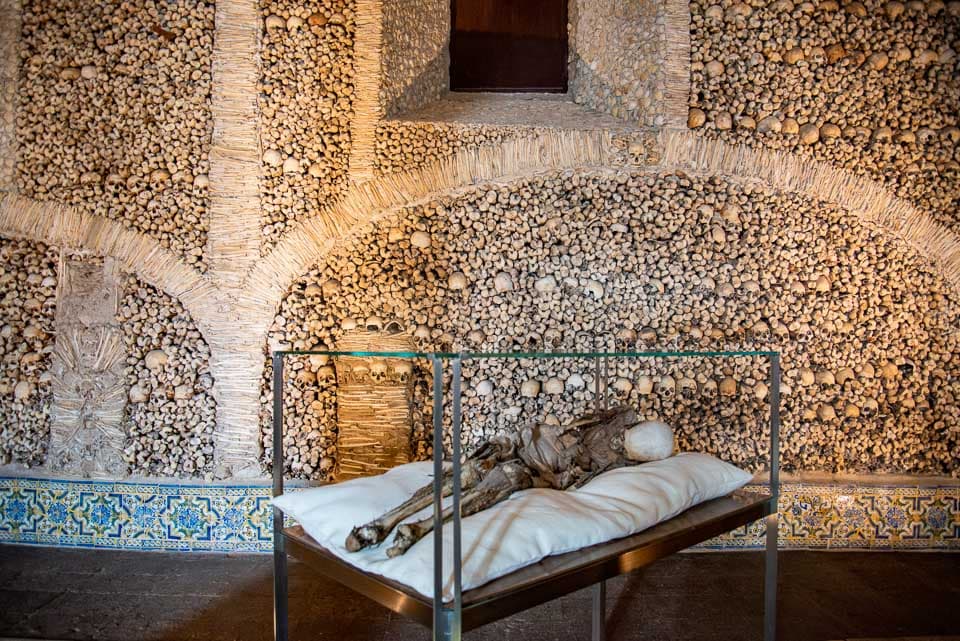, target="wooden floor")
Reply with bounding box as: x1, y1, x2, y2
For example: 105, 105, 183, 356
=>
0, 546, 957, 641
